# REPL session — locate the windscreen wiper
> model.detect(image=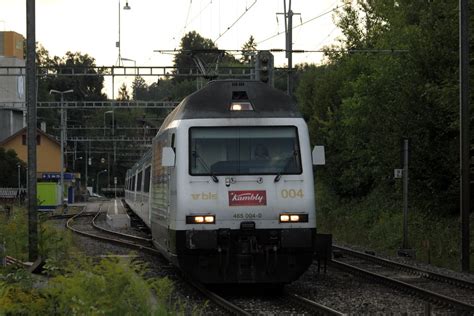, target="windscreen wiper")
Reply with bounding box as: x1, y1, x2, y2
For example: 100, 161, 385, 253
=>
274, 150, 298, 183
192, 151, 219, 183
